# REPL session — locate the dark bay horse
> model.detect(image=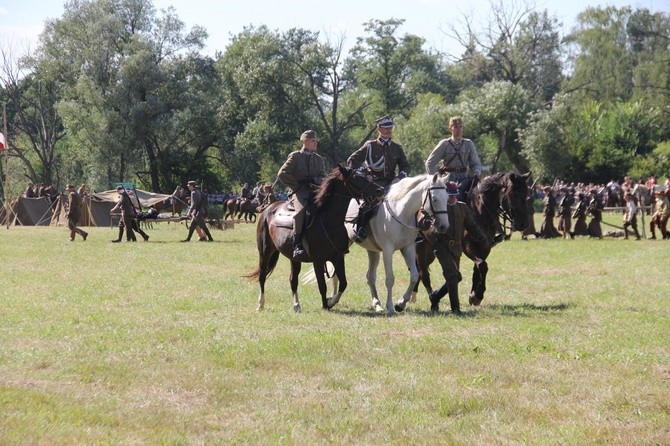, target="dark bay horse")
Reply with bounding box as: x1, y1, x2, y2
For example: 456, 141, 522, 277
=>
414, 171, 531, 311
224, 198, 239, 220
236, 198, 258, 223
154, 186, 188, 216
245, 165, 382, 312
